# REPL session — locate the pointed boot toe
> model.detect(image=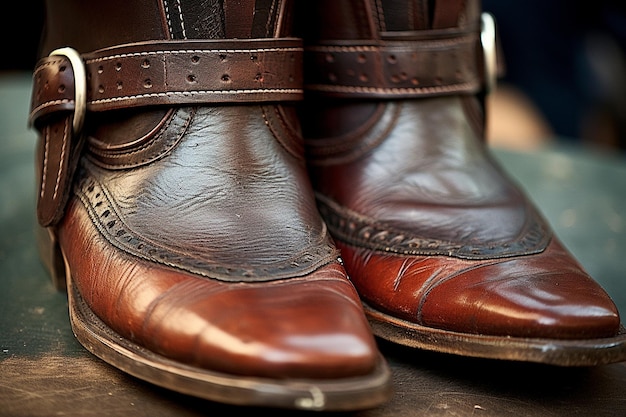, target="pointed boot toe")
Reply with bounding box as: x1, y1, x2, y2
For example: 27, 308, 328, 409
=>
418, 239, 621, 341
30, 0, 391, 409
298, 0, 626, 366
